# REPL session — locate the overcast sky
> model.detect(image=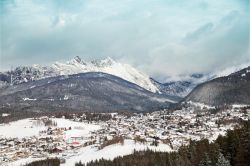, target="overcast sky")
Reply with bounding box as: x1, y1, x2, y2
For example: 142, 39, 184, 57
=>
0, 0, 249, 79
